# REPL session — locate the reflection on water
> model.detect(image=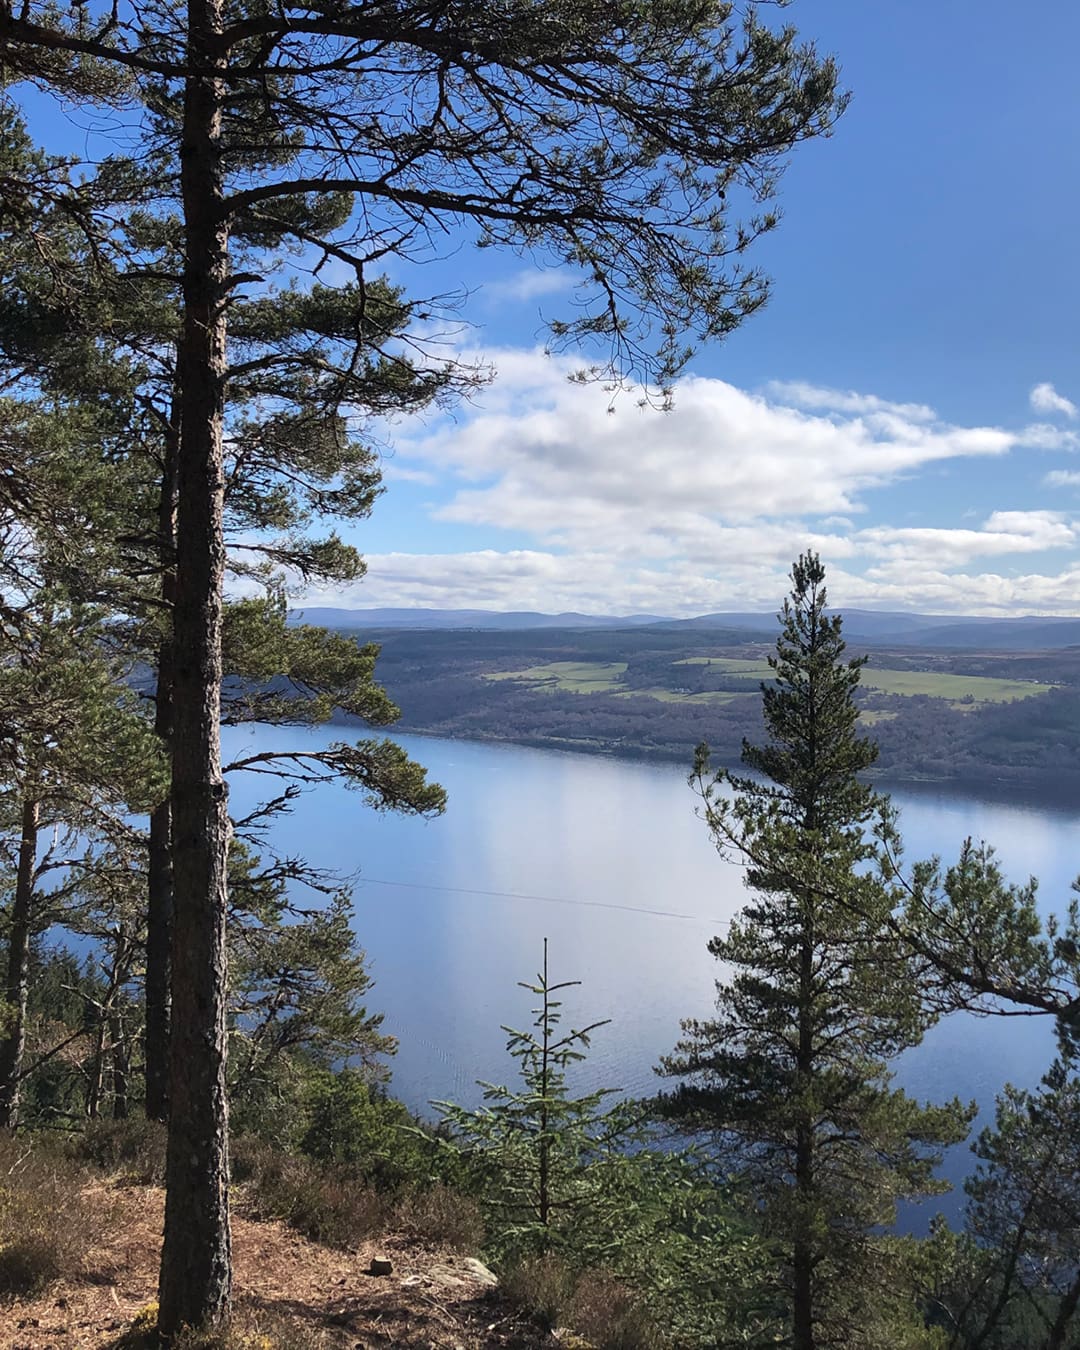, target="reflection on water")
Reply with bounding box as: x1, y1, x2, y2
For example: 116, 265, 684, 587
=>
222, 725, 1078, 1222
